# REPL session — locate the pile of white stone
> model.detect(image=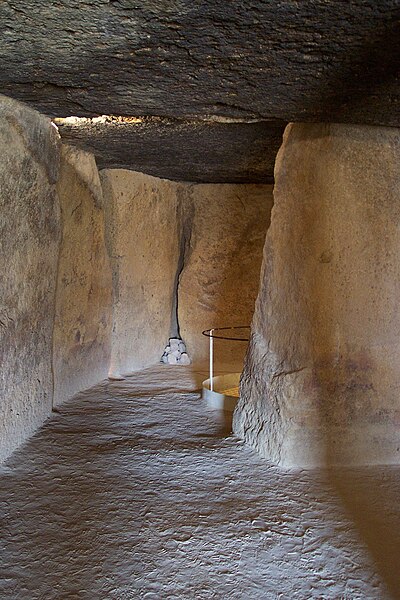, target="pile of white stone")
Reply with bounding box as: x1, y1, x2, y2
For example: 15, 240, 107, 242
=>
161, 338, 191, 365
